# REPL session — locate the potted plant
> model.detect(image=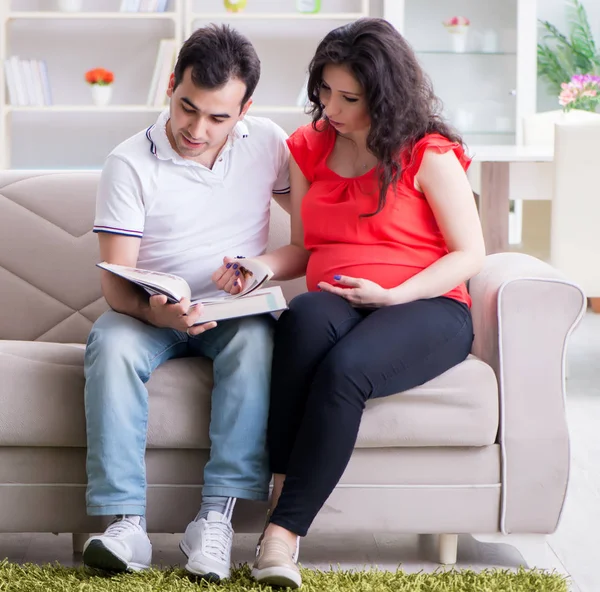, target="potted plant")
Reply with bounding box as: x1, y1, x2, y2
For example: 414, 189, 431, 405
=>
85, 68, 114, 106
443, 16, 470, 53
538, 0, 600, 110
